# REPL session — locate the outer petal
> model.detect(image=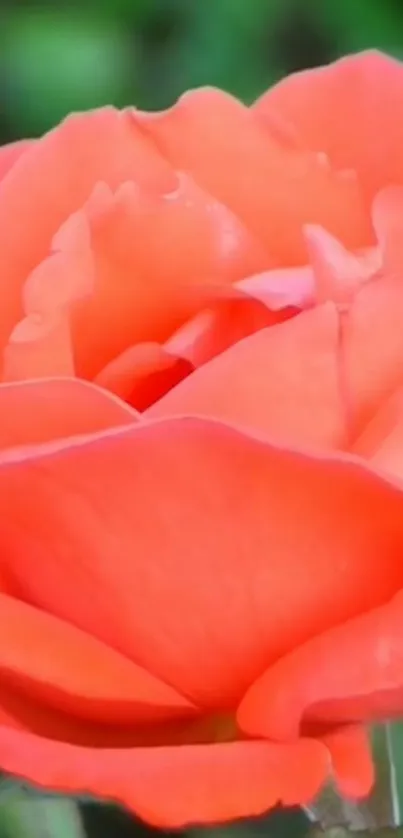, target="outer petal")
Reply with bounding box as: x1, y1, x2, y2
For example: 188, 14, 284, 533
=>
238, 591, 403, 741
0, 728, 329, 827
135, 88, 371, 264
0, 107, 175, 353
255, 51, 403, 198
2, 418, 403, 707
320, 726, 374, 800
0, 592, 196, 725
0, 378, 138, 450
148, 303, 348, 450
0, 140, 33, 182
